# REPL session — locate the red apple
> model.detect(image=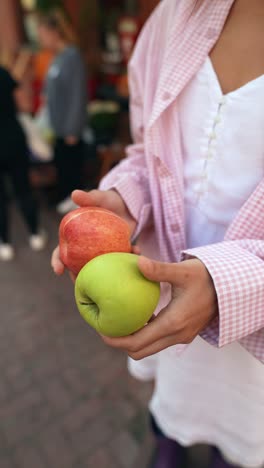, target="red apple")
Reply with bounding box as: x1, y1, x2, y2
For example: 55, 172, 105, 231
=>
59, 207, 131, 274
